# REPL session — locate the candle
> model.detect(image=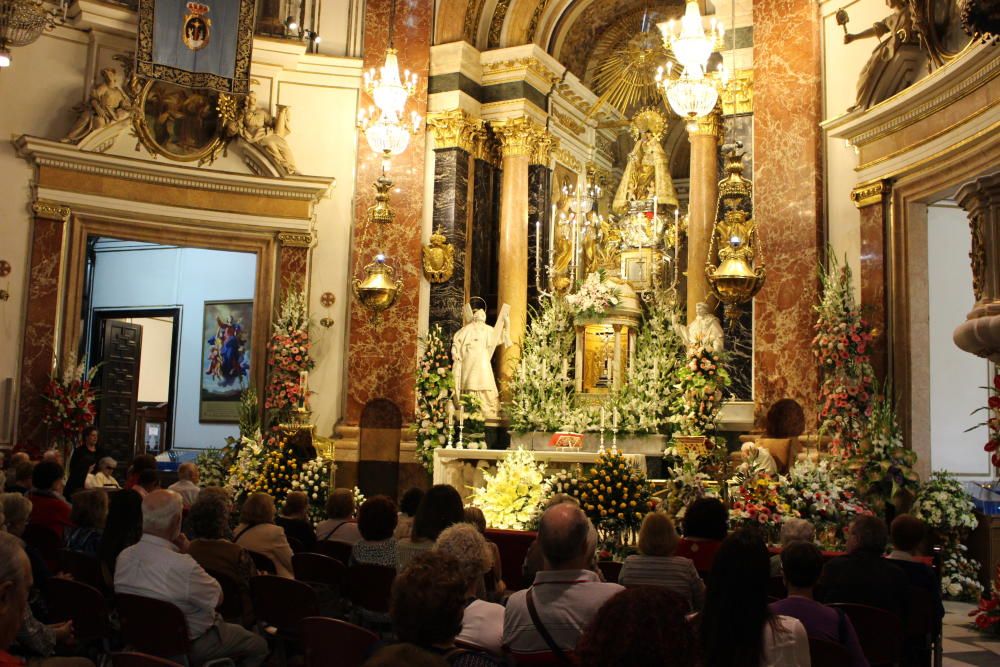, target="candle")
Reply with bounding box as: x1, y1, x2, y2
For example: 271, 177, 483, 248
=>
601, 407, 606, 432
299, 371, 308, 407
561, 358, 568, 381
613, 409, 618, 431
